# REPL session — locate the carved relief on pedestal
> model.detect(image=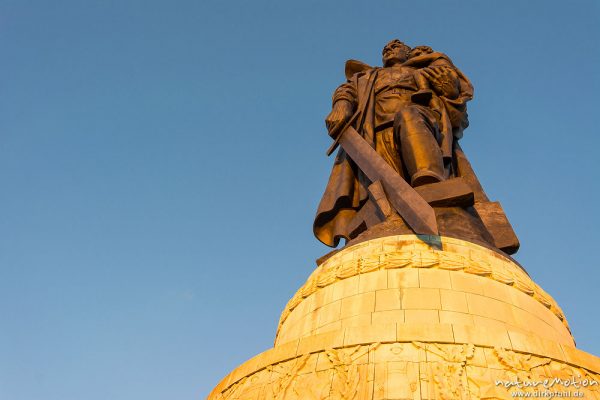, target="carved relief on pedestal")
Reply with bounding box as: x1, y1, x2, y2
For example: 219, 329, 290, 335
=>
469, 347, 600, 400
413, 342, 474, 400
266, 354, 311, 400
324, 344, 379, 400
494, 347, 551, 381
371, 343, 423, 399
211, 341, 600, 400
